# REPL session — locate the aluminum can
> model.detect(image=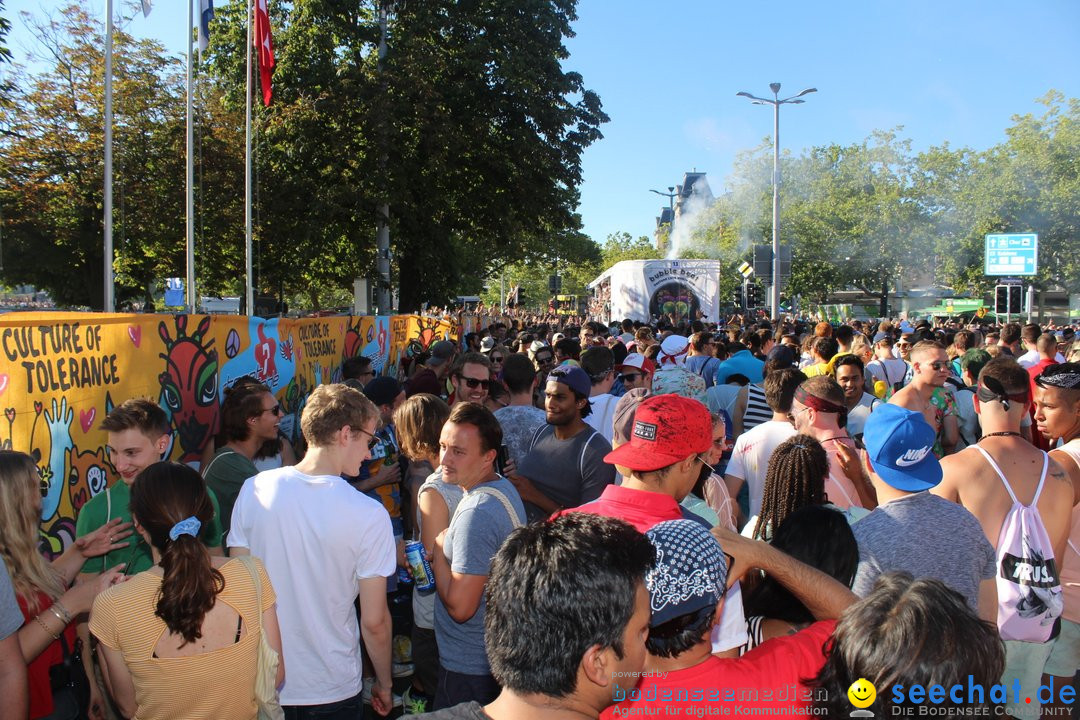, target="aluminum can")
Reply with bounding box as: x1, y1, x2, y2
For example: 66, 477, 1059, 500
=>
405, 540, 435, 591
